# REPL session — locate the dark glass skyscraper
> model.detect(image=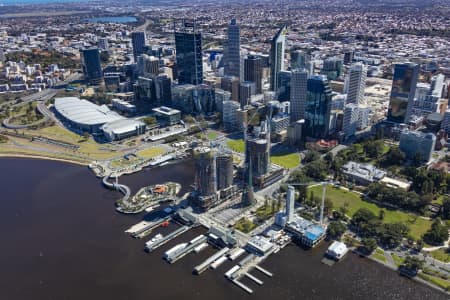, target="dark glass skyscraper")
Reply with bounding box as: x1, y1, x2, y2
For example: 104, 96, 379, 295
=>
244, 55, 262, 94
387, 62, 419, 123
131, 31, 146, 62
80, 47, 103, 85
304, 75, 332, 138
175, 27, 203, 85
224, 19, 240, 78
